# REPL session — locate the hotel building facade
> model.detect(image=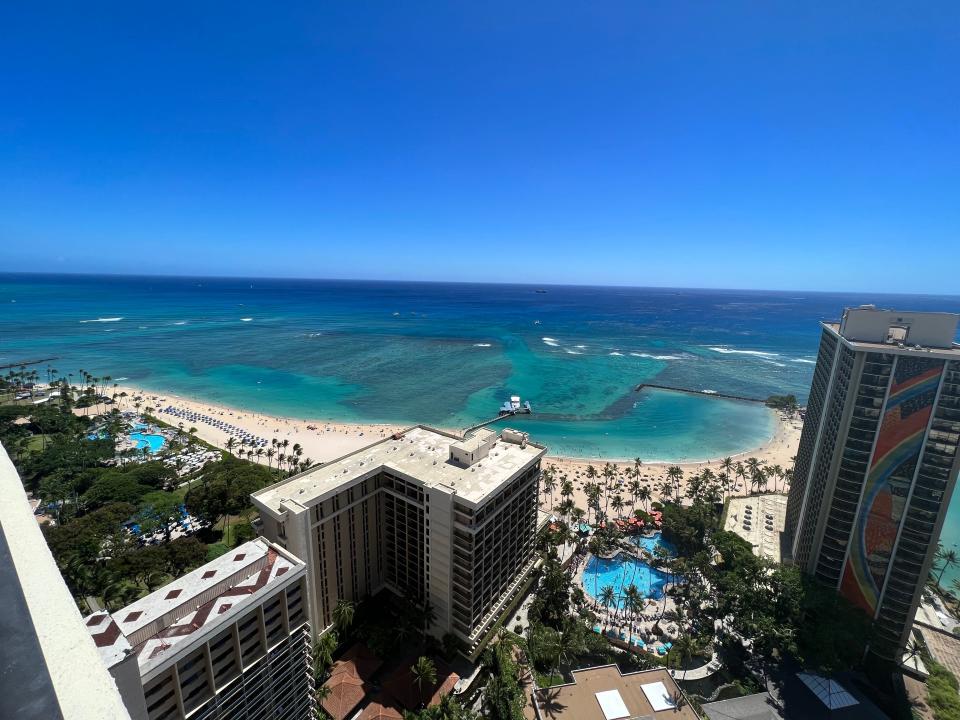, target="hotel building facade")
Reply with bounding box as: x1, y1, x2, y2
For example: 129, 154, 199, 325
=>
786, 307, 960, 660
85, 537, 313, 720
251, 426, 545, 654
